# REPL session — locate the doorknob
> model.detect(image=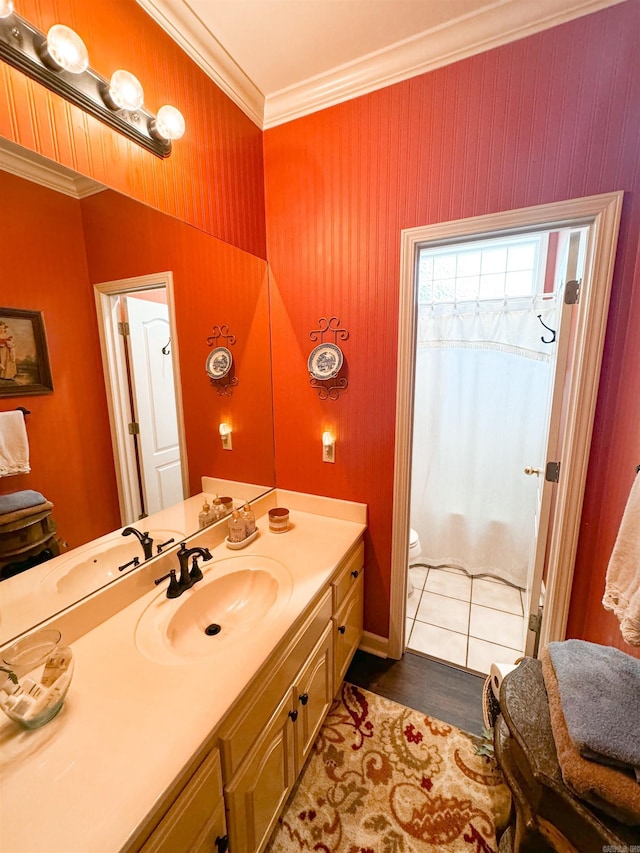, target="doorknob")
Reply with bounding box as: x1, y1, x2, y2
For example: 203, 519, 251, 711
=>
524, 466, 542, 476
